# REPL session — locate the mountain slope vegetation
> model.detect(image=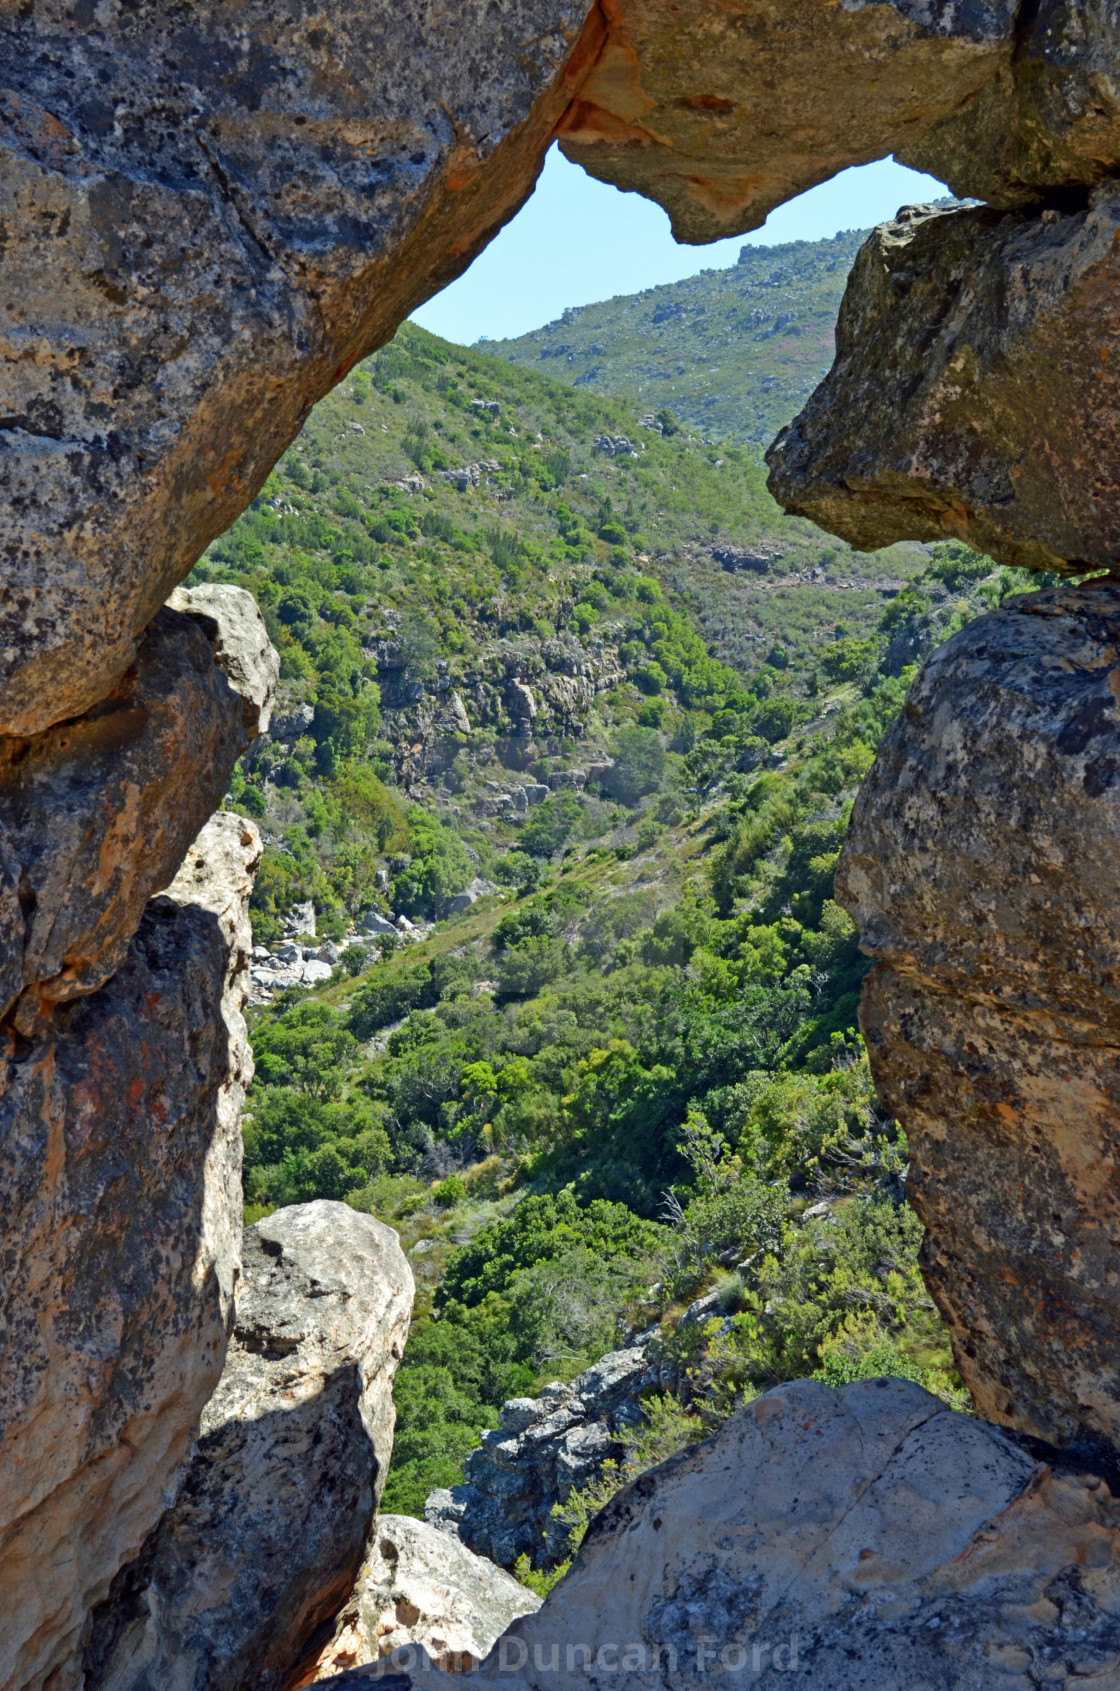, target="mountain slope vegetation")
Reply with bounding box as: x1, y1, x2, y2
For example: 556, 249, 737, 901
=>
192, 315, 1046, 1555
483, 228, 871, 443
